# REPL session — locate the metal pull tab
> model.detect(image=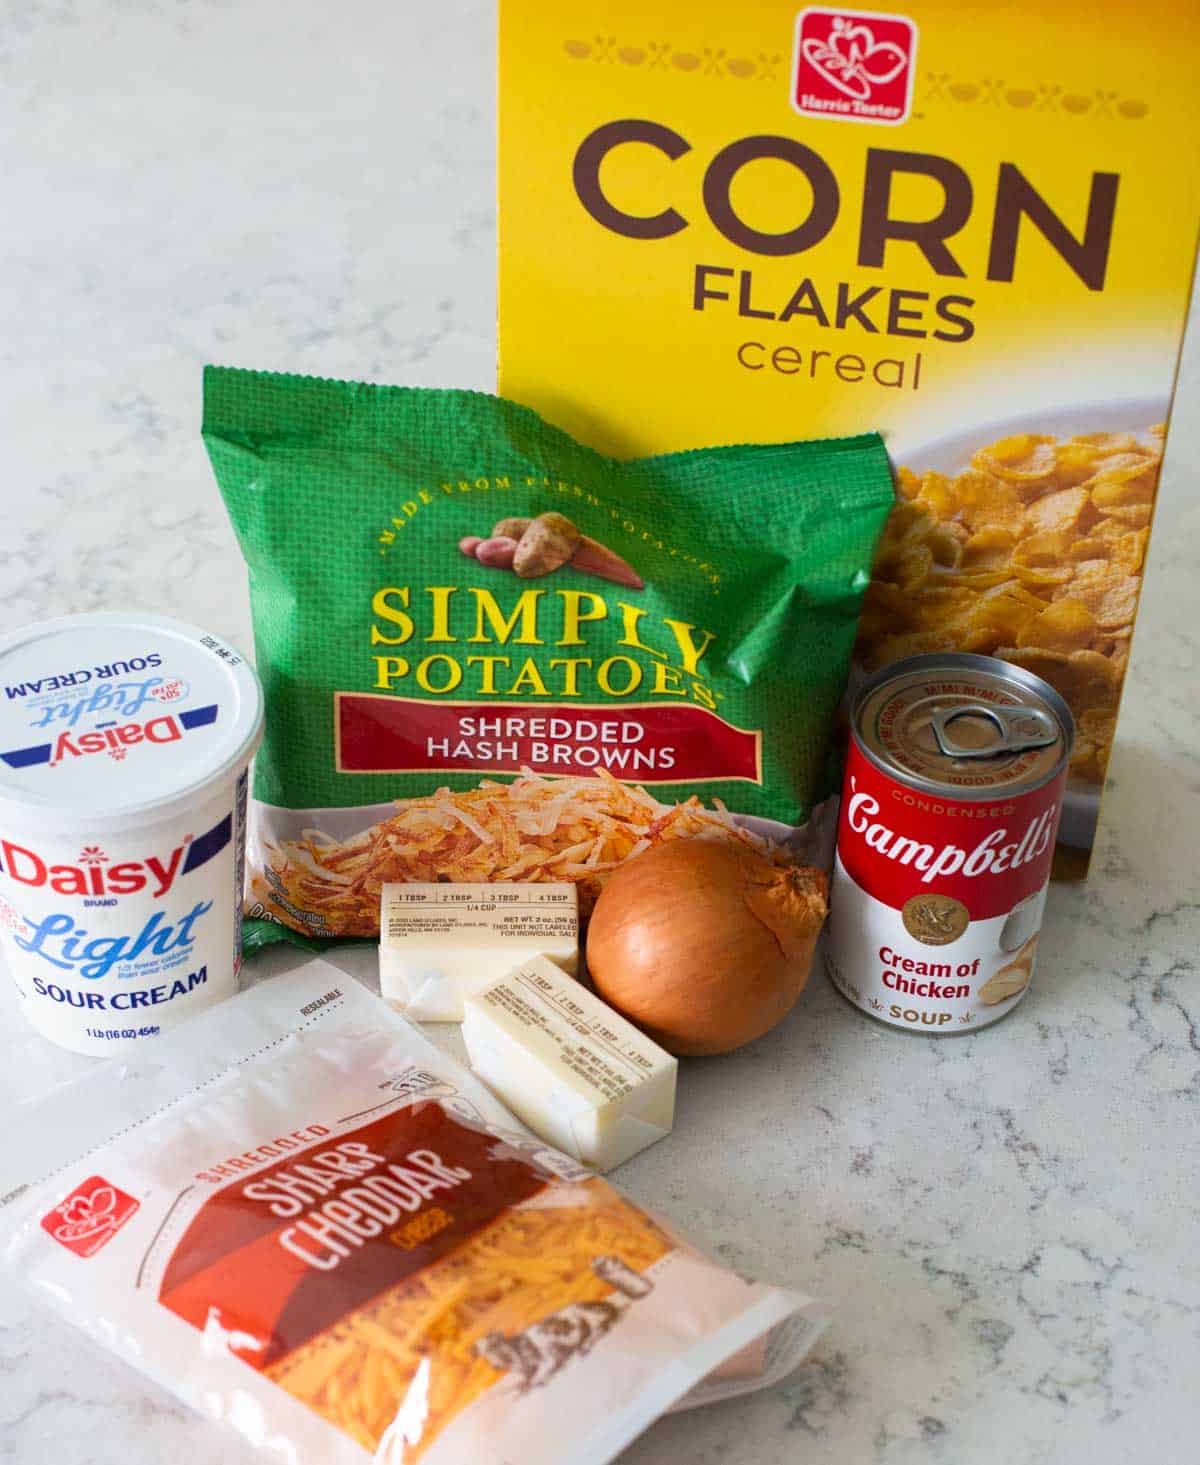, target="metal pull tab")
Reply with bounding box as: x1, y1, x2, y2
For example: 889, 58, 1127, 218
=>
931, 703, 1058, 760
